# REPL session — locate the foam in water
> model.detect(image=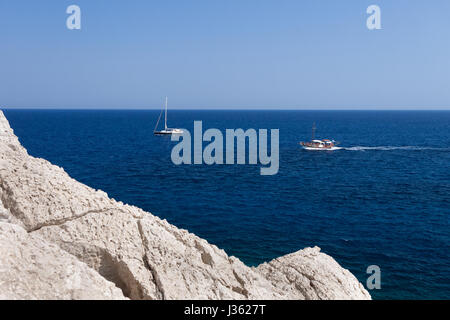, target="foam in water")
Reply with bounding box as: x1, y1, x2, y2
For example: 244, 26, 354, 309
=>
343, 146, 450, 151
